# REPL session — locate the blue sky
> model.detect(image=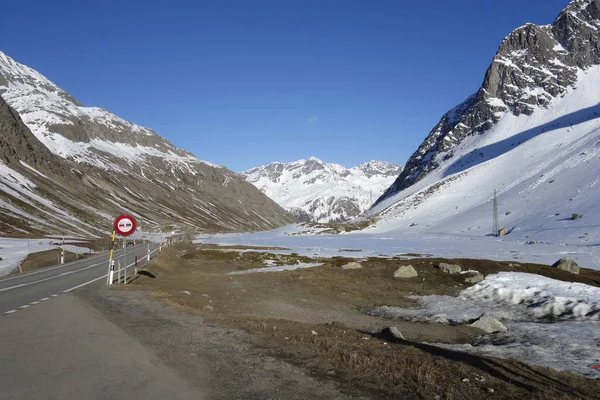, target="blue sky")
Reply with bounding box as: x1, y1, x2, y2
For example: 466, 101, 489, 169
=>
1, 0, 570, 171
